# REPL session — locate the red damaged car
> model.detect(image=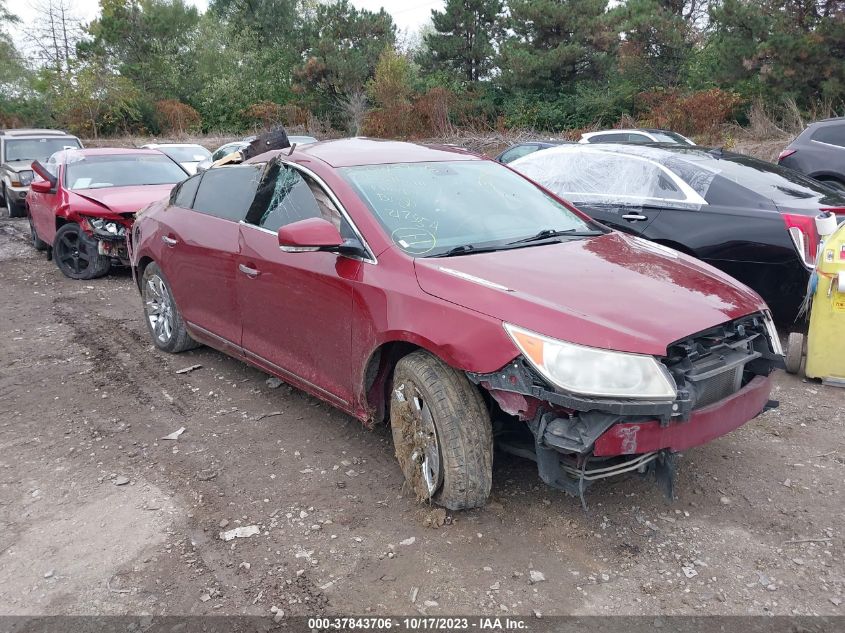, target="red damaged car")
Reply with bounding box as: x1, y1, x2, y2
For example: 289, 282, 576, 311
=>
128, 139, 783, 509
28, 148, 187, 279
